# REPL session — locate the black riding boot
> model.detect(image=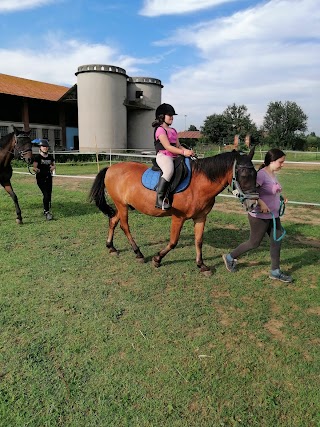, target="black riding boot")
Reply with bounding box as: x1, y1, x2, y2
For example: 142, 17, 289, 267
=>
155, 177, 171, 210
